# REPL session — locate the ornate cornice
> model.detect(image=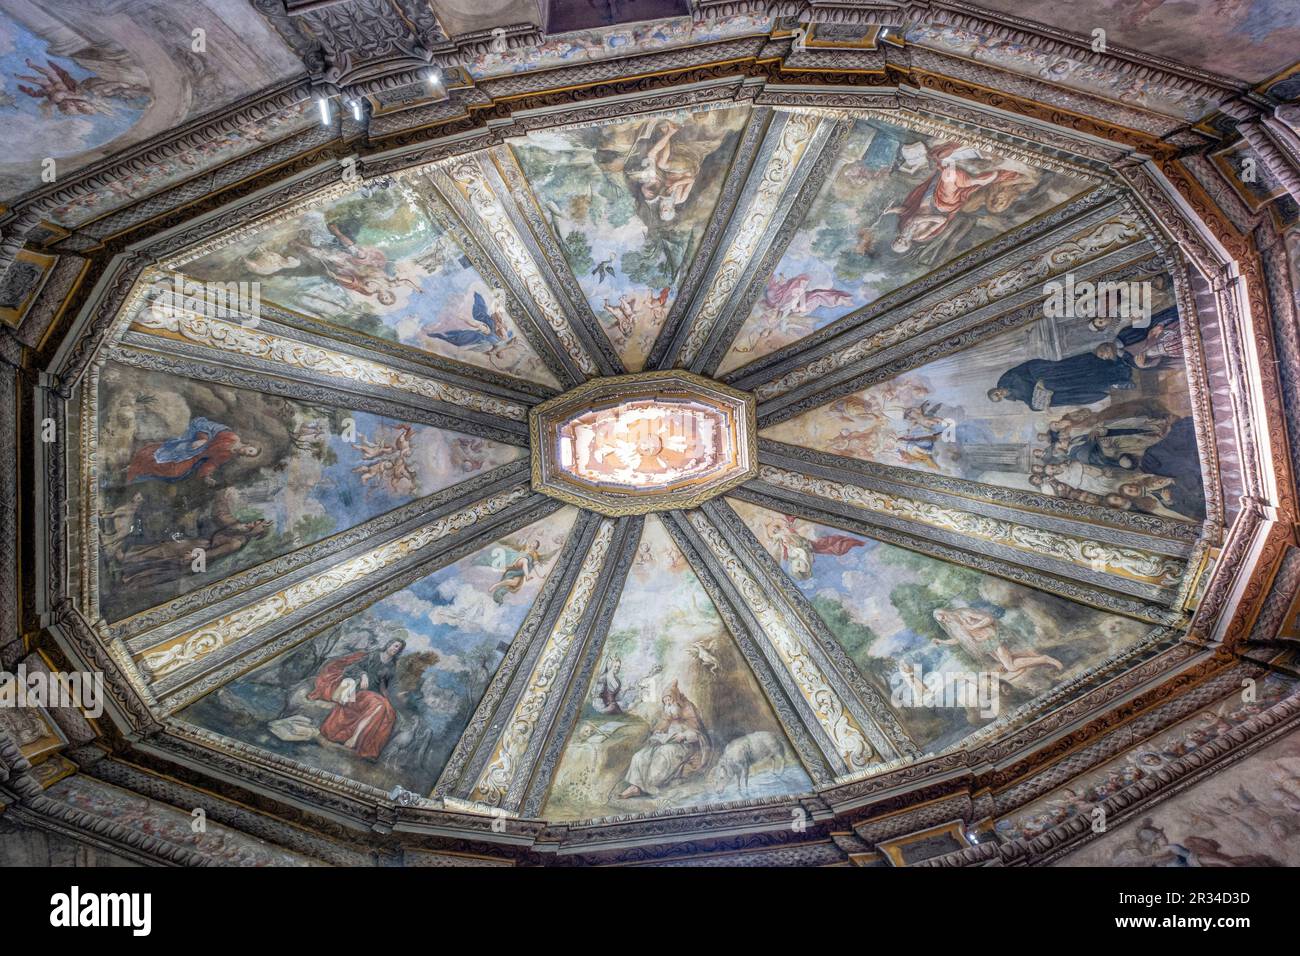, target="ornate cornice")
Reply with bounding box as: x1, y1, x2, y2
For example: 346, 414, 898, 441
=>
10, 12, 1299, 864
278, 0, 445, 87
